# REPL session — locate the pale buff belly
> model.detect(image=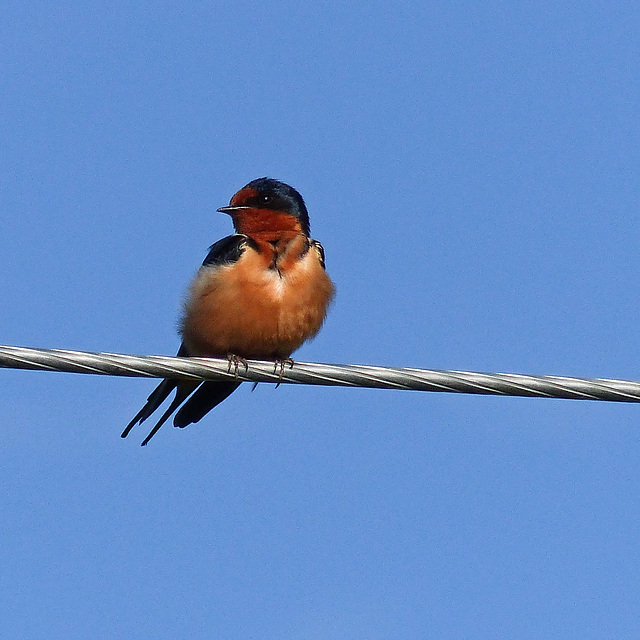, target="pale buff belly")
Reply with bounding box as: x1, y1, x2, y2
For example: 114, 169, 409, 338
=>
180, 250, 335, 359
